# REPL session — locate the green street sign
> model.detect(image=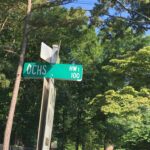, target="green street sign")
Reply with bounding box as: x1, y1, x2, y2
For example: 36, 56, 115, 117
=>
23, 62, 83, 81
